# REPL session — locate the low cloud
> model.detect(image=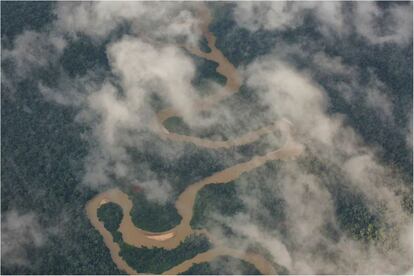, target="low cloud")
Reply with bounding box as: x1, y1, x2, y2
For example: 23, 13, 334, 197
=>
1, 210, 45, 266
106, 36, 197, 125
138, 180, 173, 204
54, 2, 201, 46
354, 2, 413, 45
75, 36, 199, 189
210, 55, 412, 274
256, 43, 398, 125
4, 3, 204, 194
2, 30, 66, 93
233, 1, 412, 44
2, 1, 411, 274
198, 52, 411, 273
